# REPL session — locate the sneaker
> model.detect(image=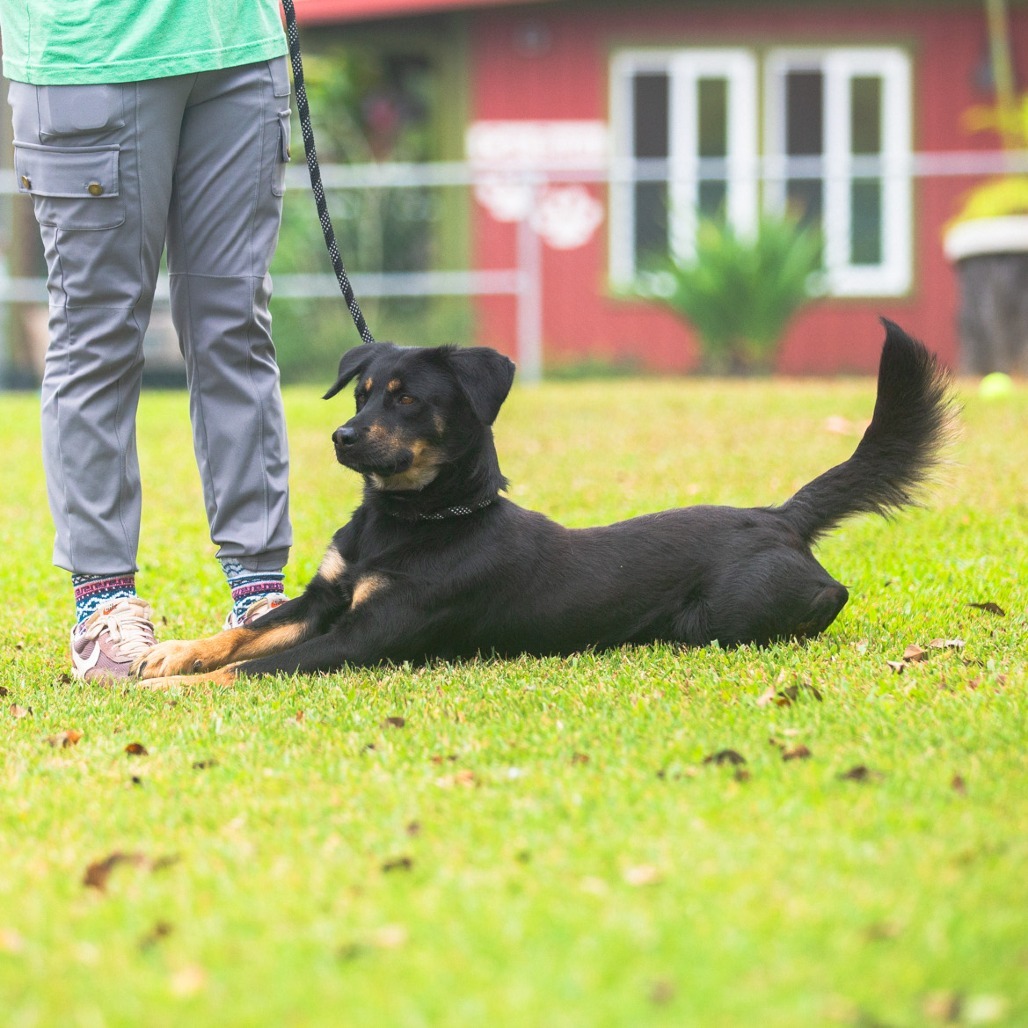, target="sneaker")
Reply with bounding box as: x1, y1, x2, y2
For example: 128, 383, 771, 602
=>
70, 596, 158, 681
223, 593, 288, 630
